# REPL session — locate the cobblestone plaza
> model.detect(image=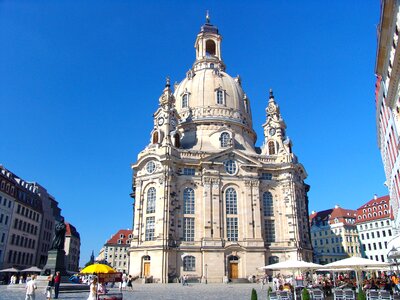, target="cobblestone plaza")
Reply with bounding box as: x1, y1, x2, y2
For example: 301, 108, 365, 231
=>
0, 283, 269, 300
